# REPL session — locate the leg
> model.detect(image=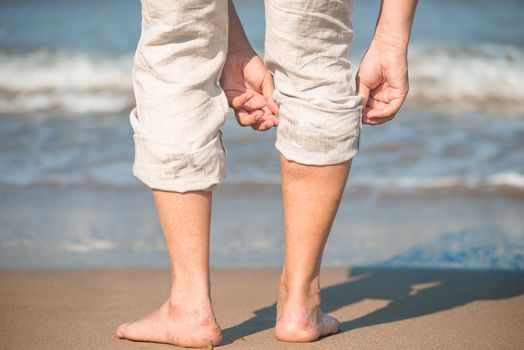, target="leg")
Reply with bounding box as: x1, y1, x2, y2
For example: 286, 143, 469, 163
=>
264, 0, 363, 342
276, 156, 351, 341
117, 0, 228, 347
116, 190, 222, 347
